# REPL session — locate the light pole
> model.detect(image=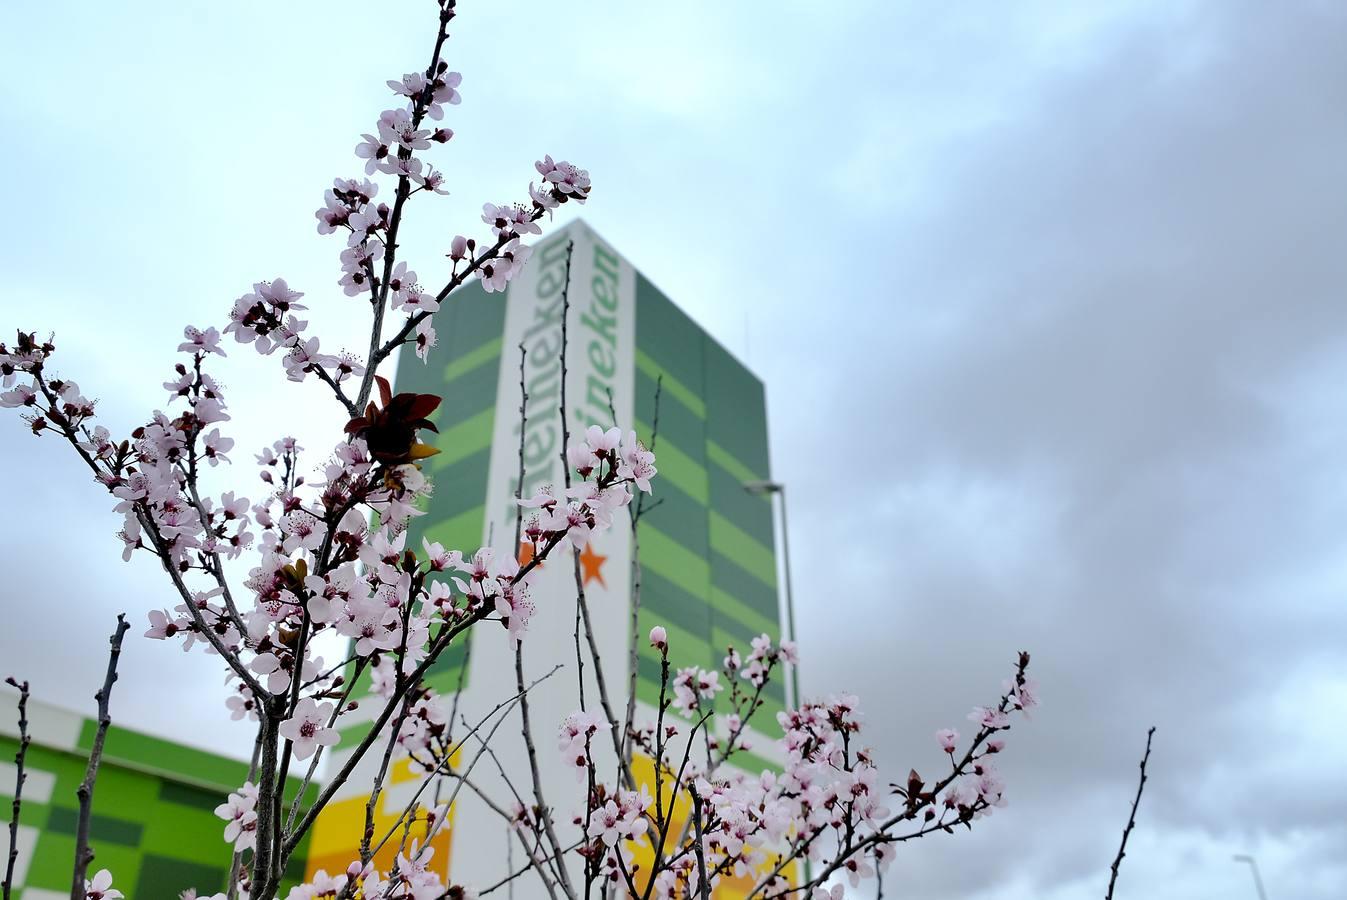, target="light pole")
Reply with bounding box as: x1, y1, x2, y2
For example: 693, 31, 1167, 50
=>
1232, 855, 1269, 900
742, 480, 800, 710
